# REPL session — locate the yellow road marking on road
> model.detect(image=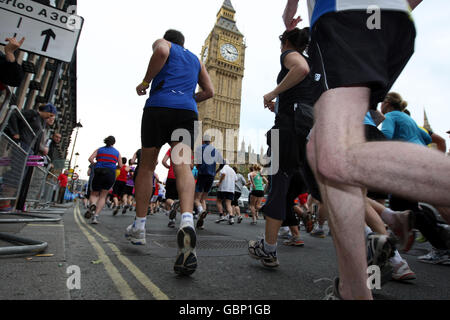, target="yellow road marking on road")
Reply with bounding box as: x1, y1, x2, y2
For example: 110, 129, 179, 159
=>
73, 206, 138, 300
75, 205, 169, 300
